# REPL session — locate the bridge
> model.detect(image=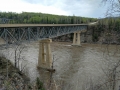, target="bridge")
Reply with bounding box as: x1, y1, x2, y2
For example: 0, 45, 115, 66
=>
0, 23, 96, 70
0, 24, 88, 43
